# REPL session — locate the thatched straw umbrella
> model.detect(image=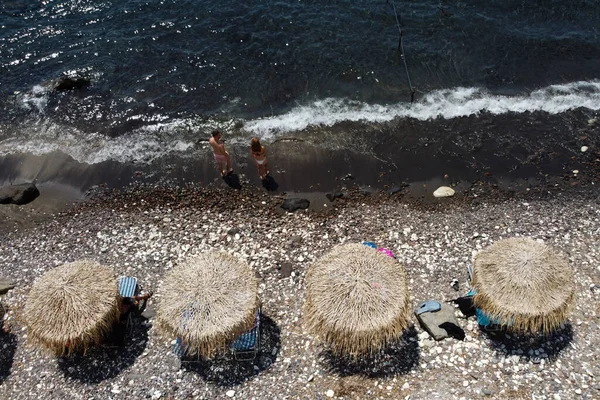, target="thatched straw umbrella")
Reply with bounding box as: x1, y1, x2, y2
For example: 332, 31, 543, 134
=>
304, 243, 410, 356
23, 260, 119, 356
472, 237, 575, 334
156, 252, 259, 358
